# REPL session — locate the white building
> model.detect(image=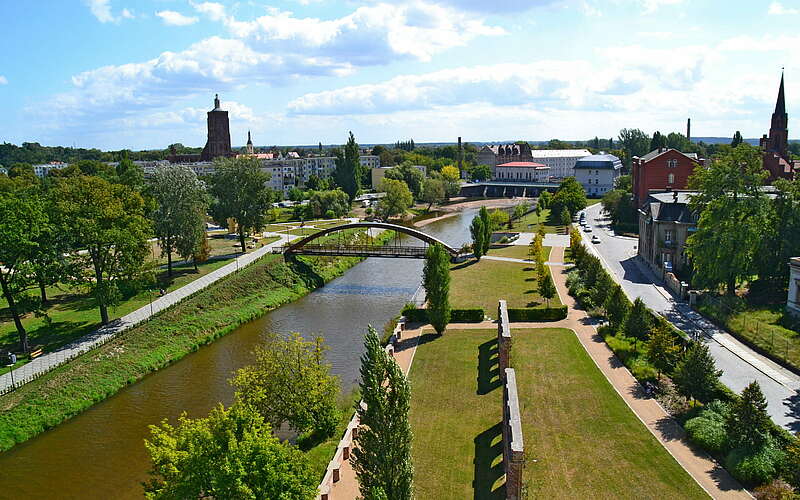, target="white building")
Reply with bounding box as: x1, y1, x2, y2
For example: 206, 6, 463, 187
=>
788, 258, 800, 317
529, 149, 592, 179
31, 163, 68, 177
573, 154, 622, 196
494, 162, 550, 182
